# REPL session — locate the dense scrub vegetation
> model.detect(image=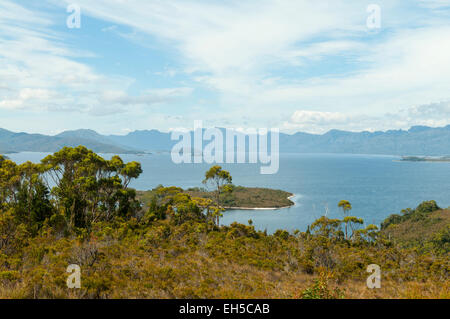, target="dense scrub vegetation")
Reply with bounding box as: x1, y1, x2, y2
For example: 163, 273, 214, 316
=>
139, 186, 294, 209
381, 201, 450, 254
0, 148, 448, 299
